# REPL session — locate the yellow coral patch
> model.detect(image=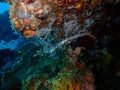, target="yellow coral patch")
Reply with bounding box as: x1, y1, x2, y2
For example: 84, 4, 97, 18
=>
74, 4, 82, 10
